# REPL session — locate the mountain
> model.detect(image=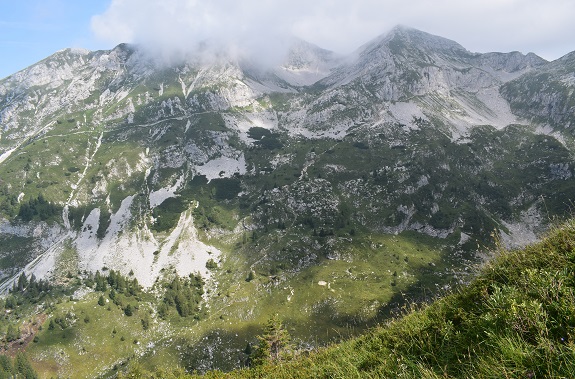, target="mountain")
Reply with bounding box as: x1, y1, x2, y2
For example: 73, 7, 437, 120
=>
501, 50, 575, 133
1, 26, 575, 376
